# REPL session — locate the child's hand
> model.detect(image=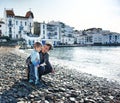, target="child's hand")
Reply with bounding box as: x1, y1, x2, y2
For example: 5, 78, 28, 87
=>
37, 65, 40, 68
